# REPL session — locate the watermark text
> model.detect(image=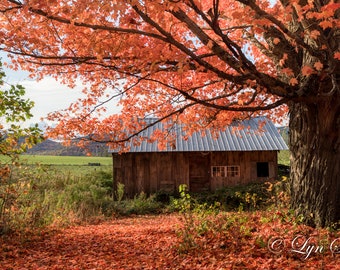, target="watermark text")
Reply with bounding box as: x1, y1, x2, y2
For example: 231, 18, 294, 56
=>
268, 235, 340, 260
